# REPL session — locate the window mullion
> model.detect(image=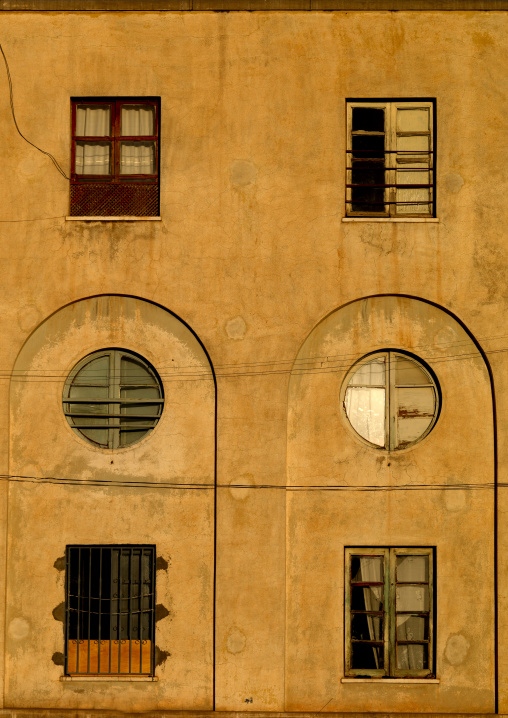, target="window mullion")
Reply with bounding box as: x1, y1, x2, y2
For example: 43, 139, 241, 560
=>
388, 548, 397, 675
388, 102, 395, 216
111, 351, 121, 450
388, 351, 397, 451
